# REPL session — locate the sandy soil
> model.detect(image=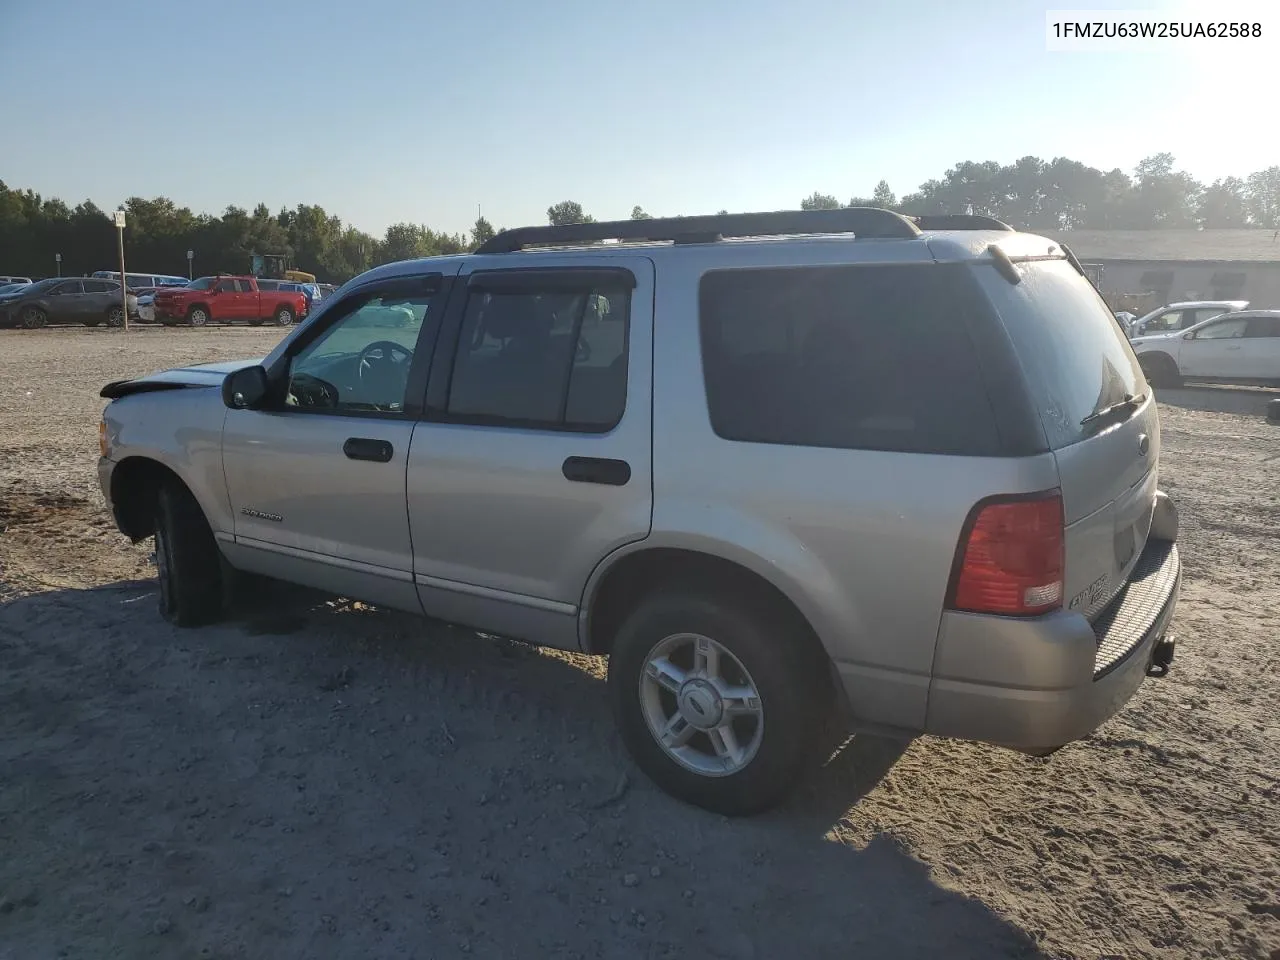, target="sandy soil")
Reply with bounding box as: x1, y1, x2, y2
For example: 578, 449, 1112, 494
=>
1, 328, 1277, 960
